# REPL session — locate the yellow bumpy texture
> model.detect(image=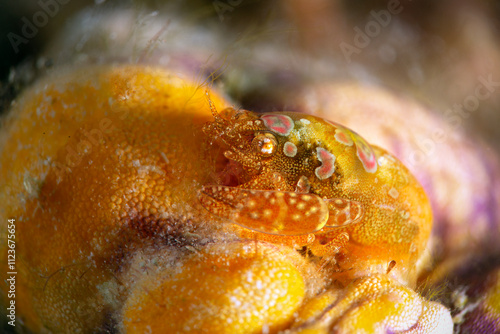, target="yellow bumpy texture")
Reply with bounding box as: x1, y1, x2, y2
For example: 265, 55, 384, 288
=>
121, 242, 308, 333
